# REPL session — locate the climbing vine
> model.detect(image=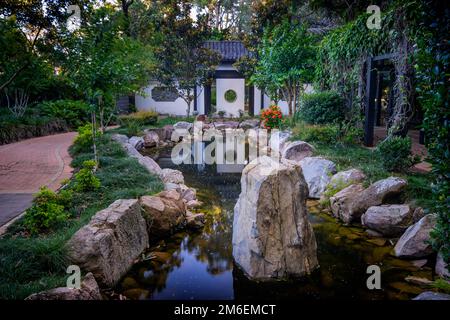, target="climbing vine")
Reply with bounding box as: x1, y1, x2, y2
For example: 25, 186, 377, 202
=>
315, 1, 423, 134
414, 1, 450, 264
317, 0, 449, 264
